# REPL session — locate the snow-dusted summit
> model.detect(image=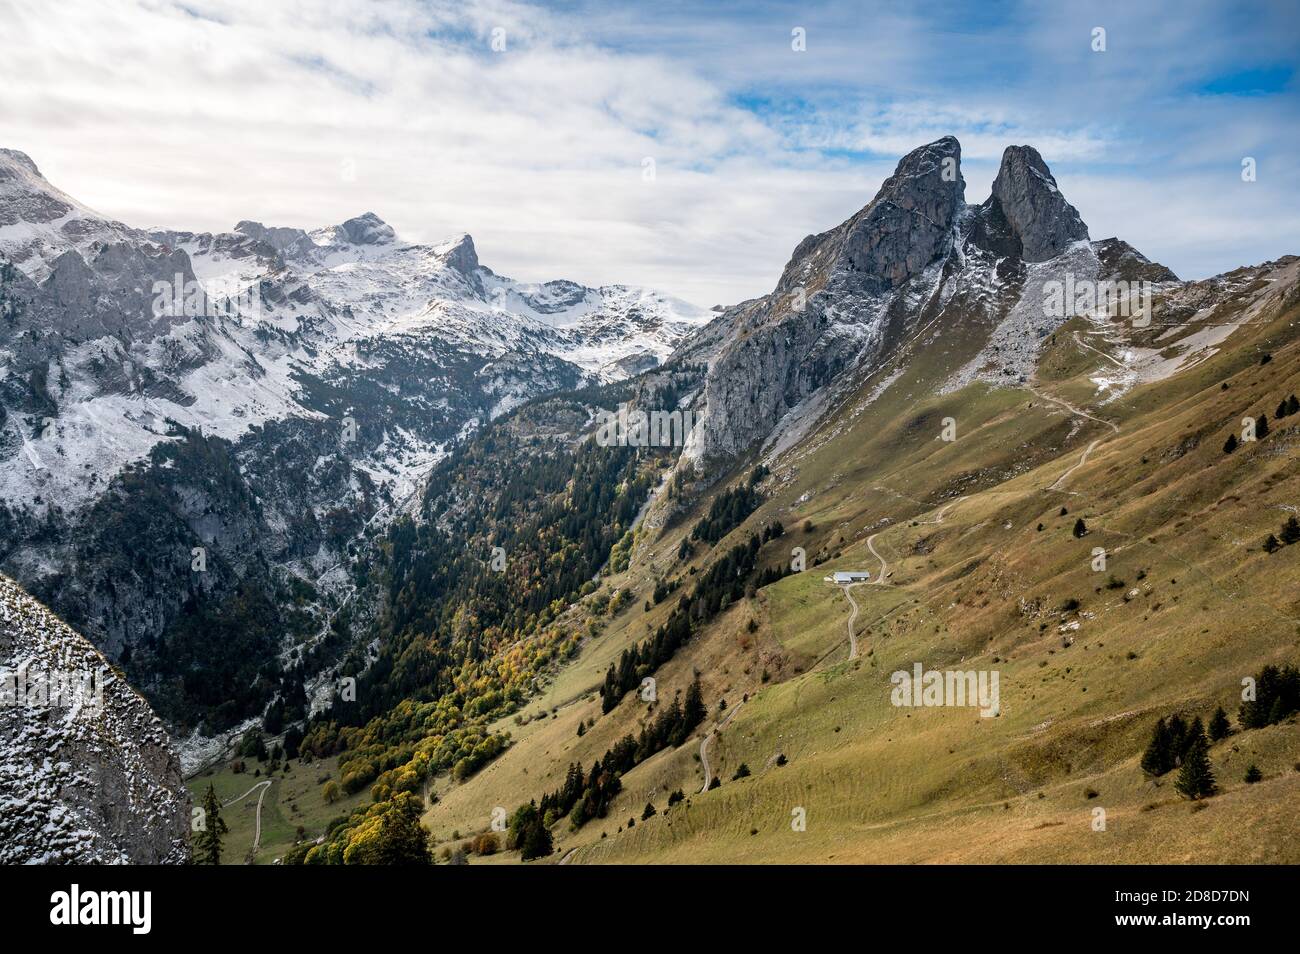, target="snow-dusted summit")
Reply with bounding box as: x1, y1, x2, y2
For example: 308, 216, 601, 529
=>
0, 149, 709, 514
